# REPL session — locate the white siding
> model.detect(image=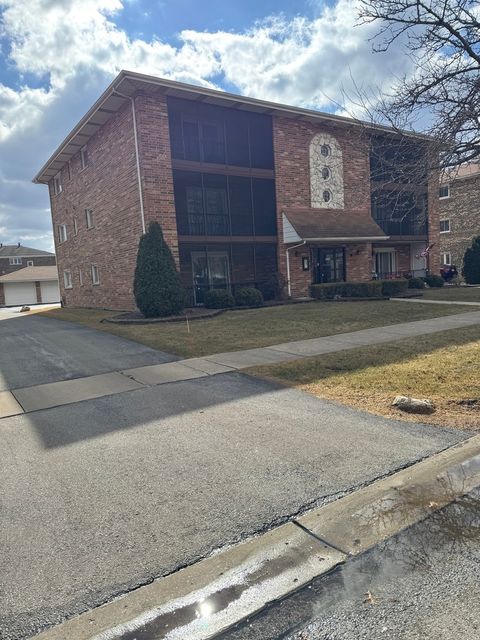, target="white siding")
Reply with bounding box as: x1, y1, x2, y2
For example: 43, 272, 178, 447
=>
282, 213, 302, 243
